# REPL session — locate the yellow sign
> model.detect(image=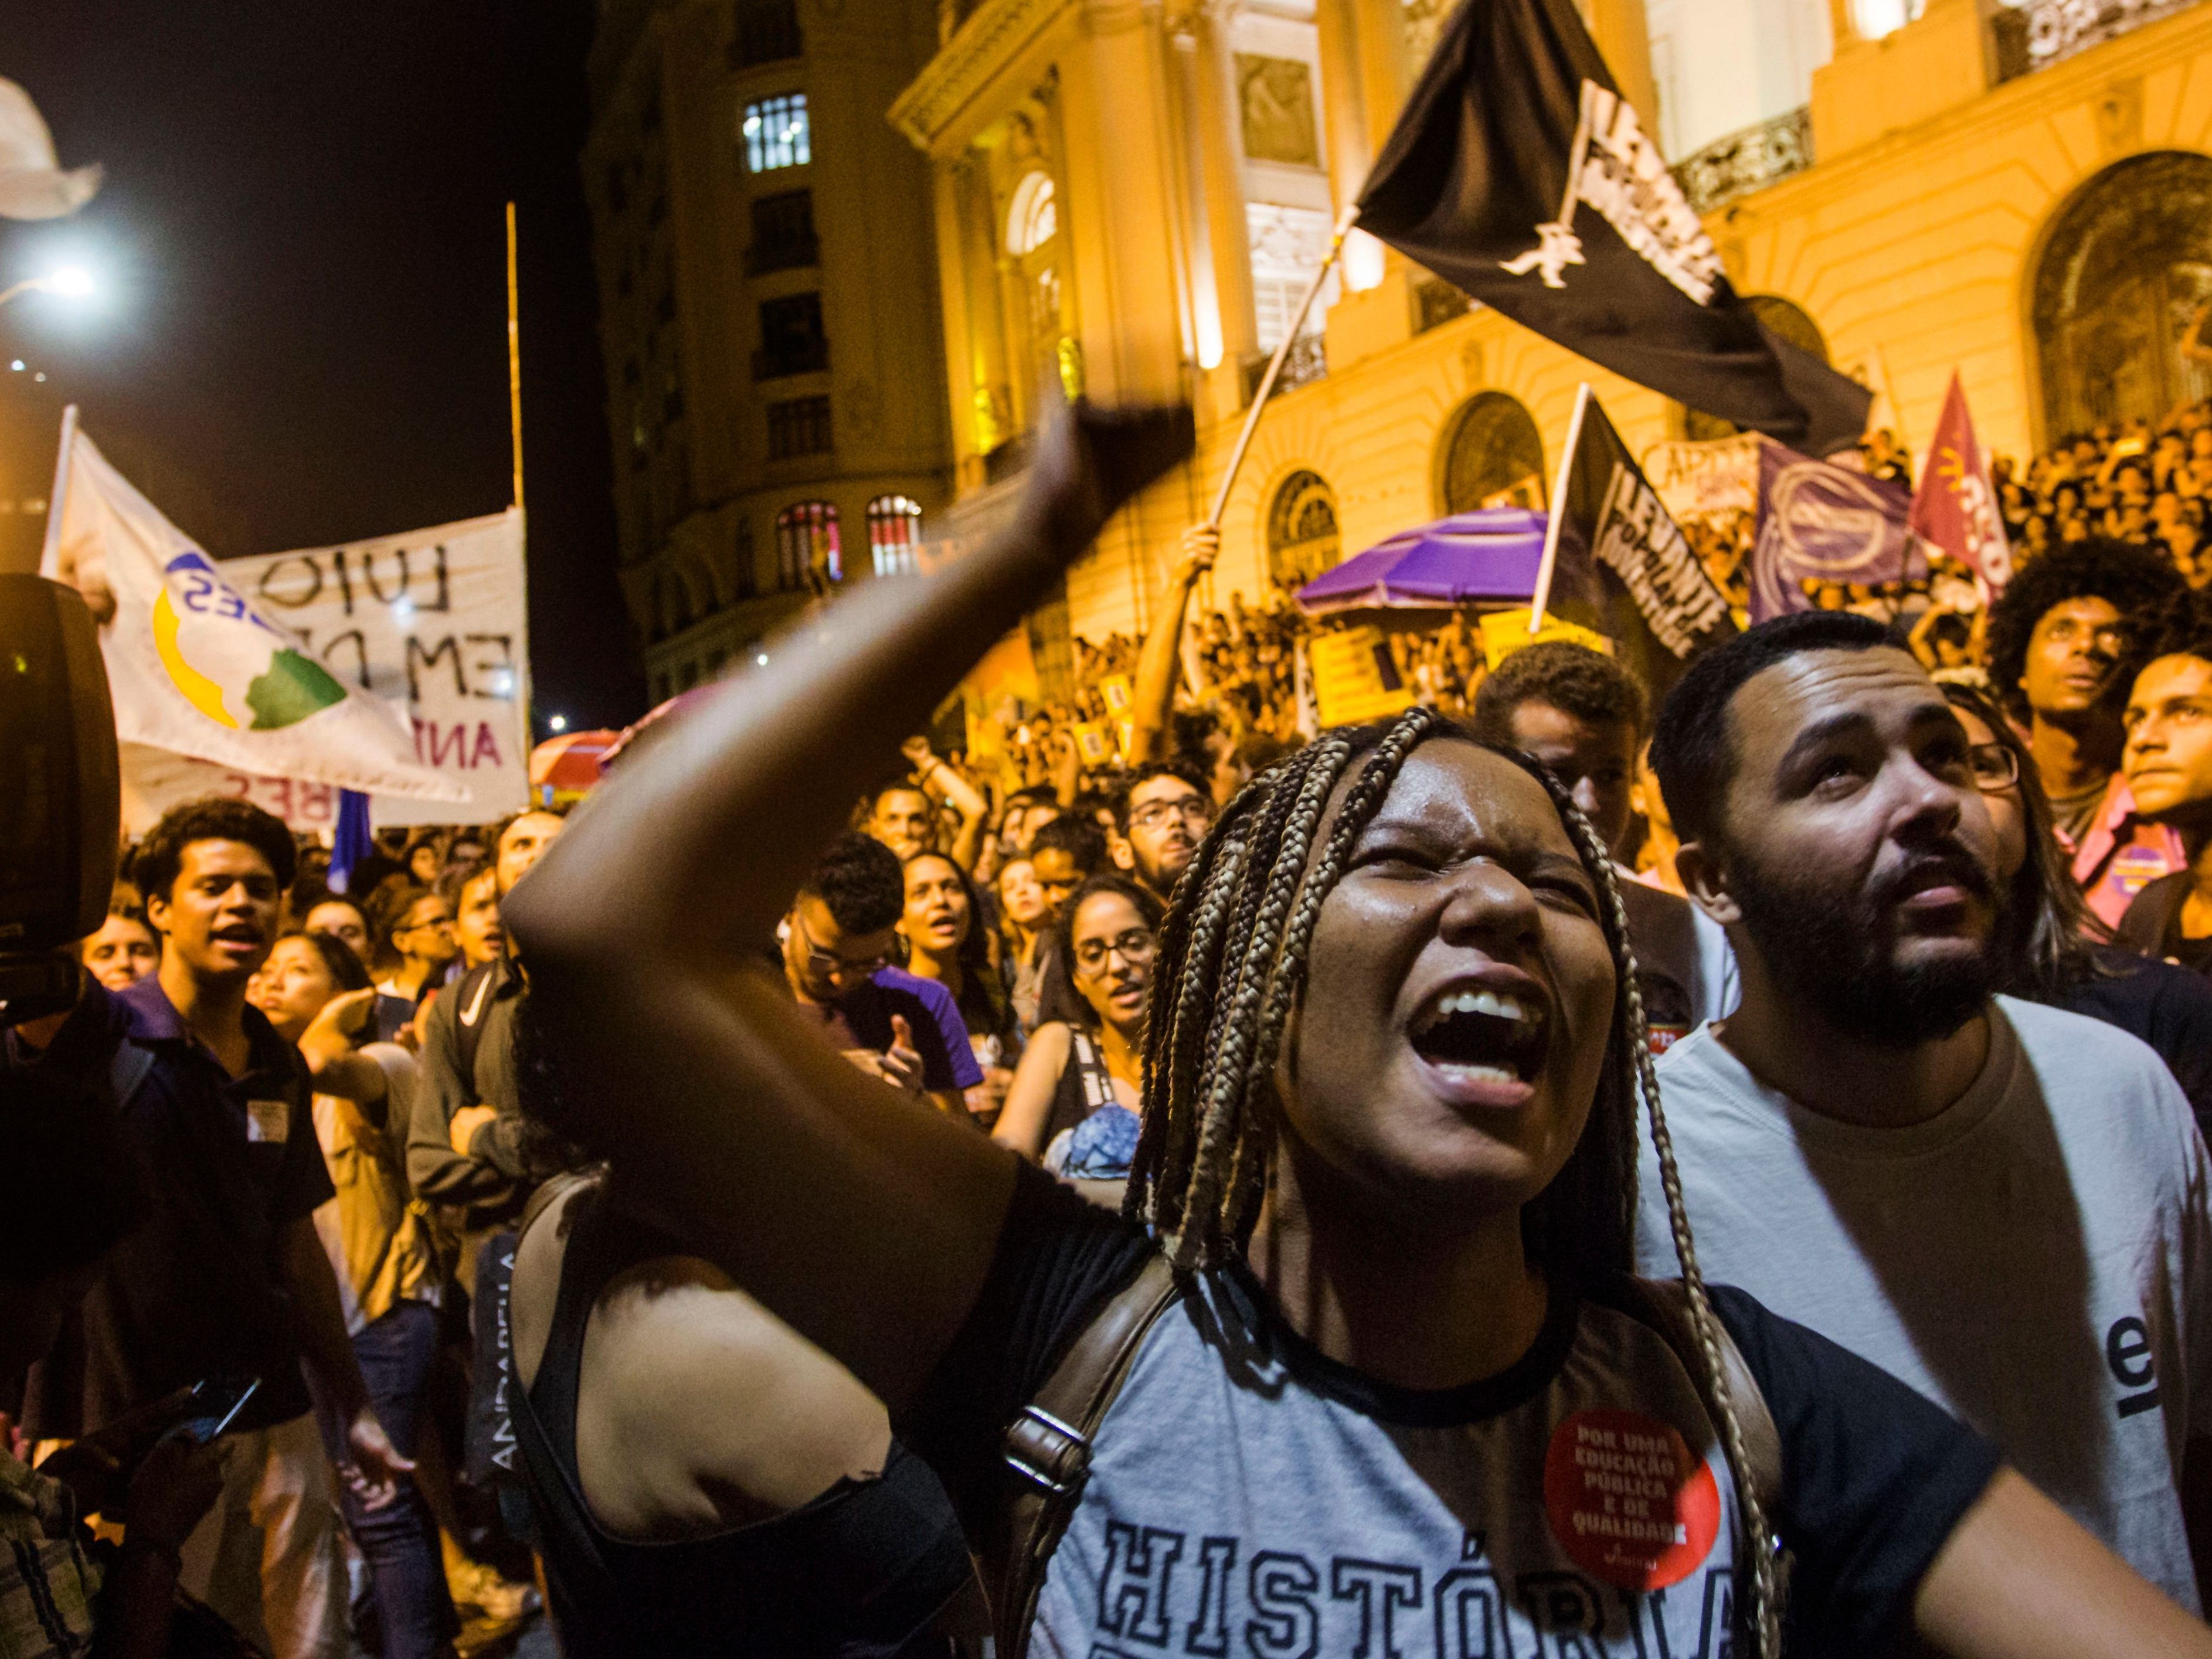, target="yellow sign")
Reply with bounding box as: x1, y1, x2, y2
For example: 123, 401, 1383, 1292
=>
1098, 674, 1133, 716
1309, 625, 1417, 728
1478, 607, 1615, 667
1073, 720, 1116, 766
